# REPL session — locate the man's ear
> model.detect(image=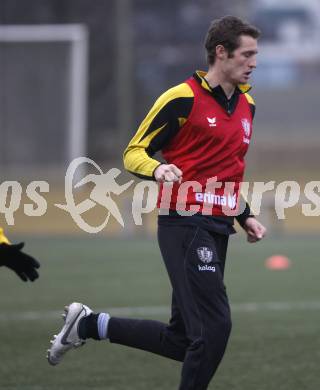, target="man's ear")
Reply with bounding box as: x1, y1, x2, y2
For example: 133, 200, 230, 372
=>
215, 45, 228, 60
